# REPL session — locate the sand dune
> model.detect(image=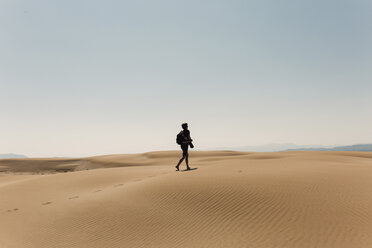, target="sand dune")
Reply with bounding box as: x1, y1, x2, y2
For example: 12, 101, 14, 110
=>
1, 151, 372, 247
